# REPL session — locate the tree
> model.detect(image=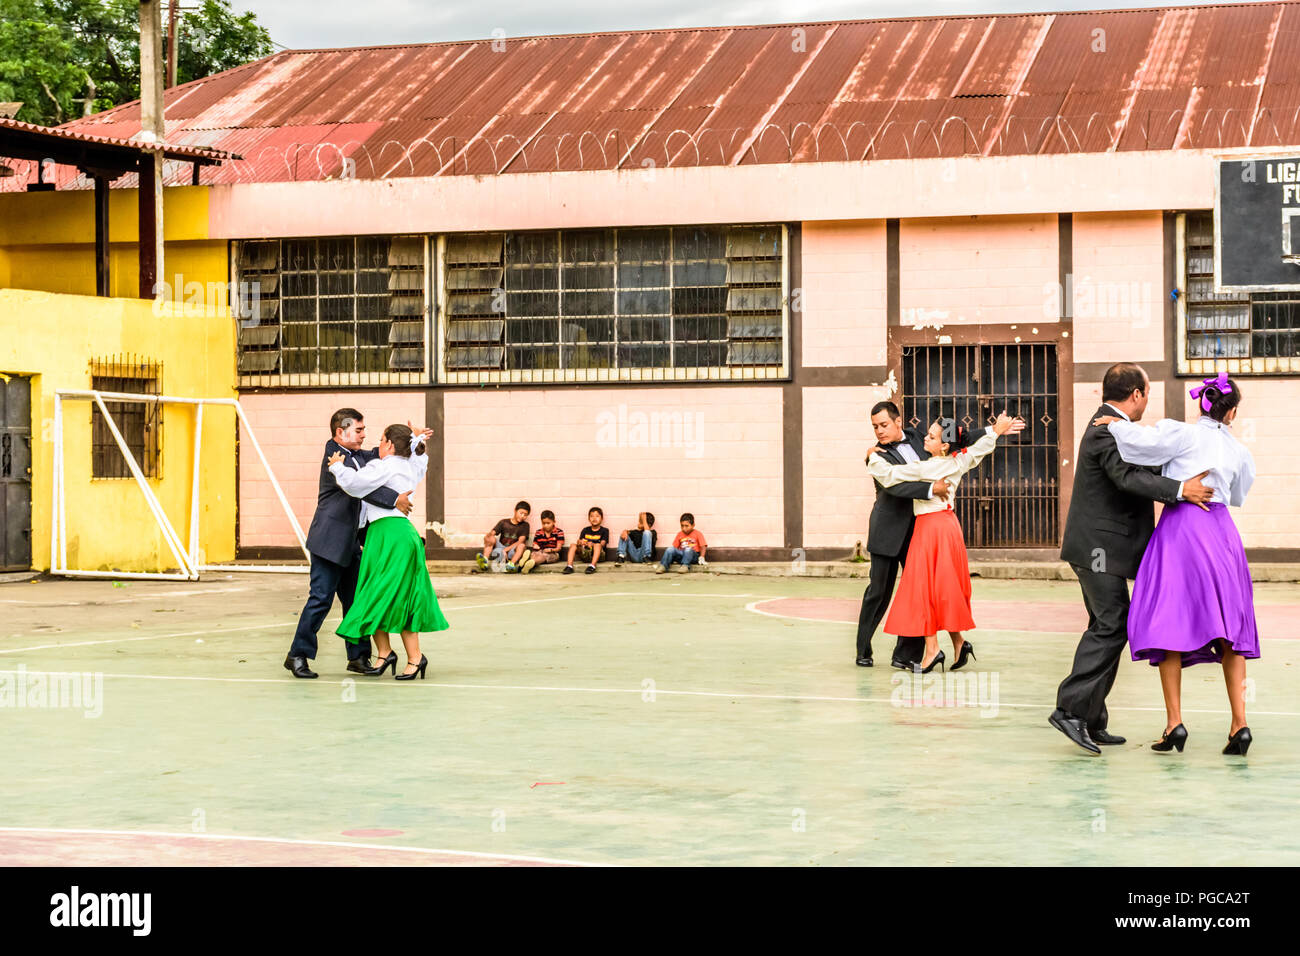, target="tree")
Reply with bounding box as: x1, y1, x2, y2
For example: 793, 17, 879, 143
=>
0, 0, 274, 126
